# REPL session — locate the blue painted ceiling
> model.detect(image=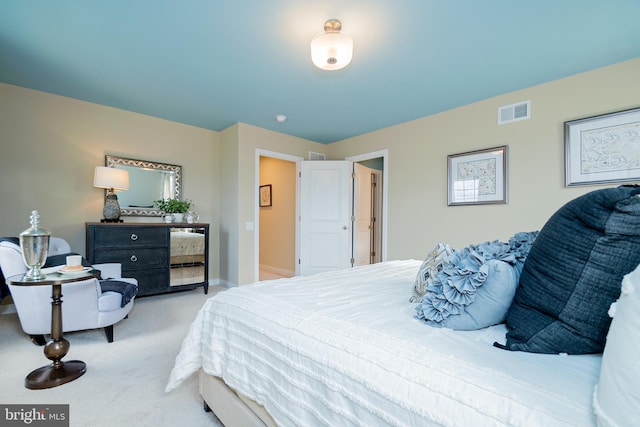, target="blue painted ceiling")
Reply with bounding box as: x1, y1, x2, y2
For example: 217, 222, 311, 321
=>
1, 1, 639, 144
